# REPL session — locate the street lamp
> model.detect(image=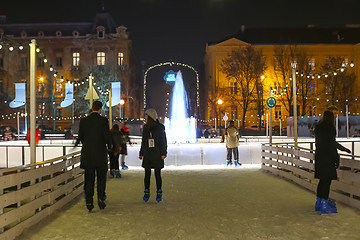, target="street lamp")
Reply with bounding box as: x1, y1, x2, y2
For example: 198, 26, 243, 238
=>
120, 99, 125, 119
216, 99, 223, 132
